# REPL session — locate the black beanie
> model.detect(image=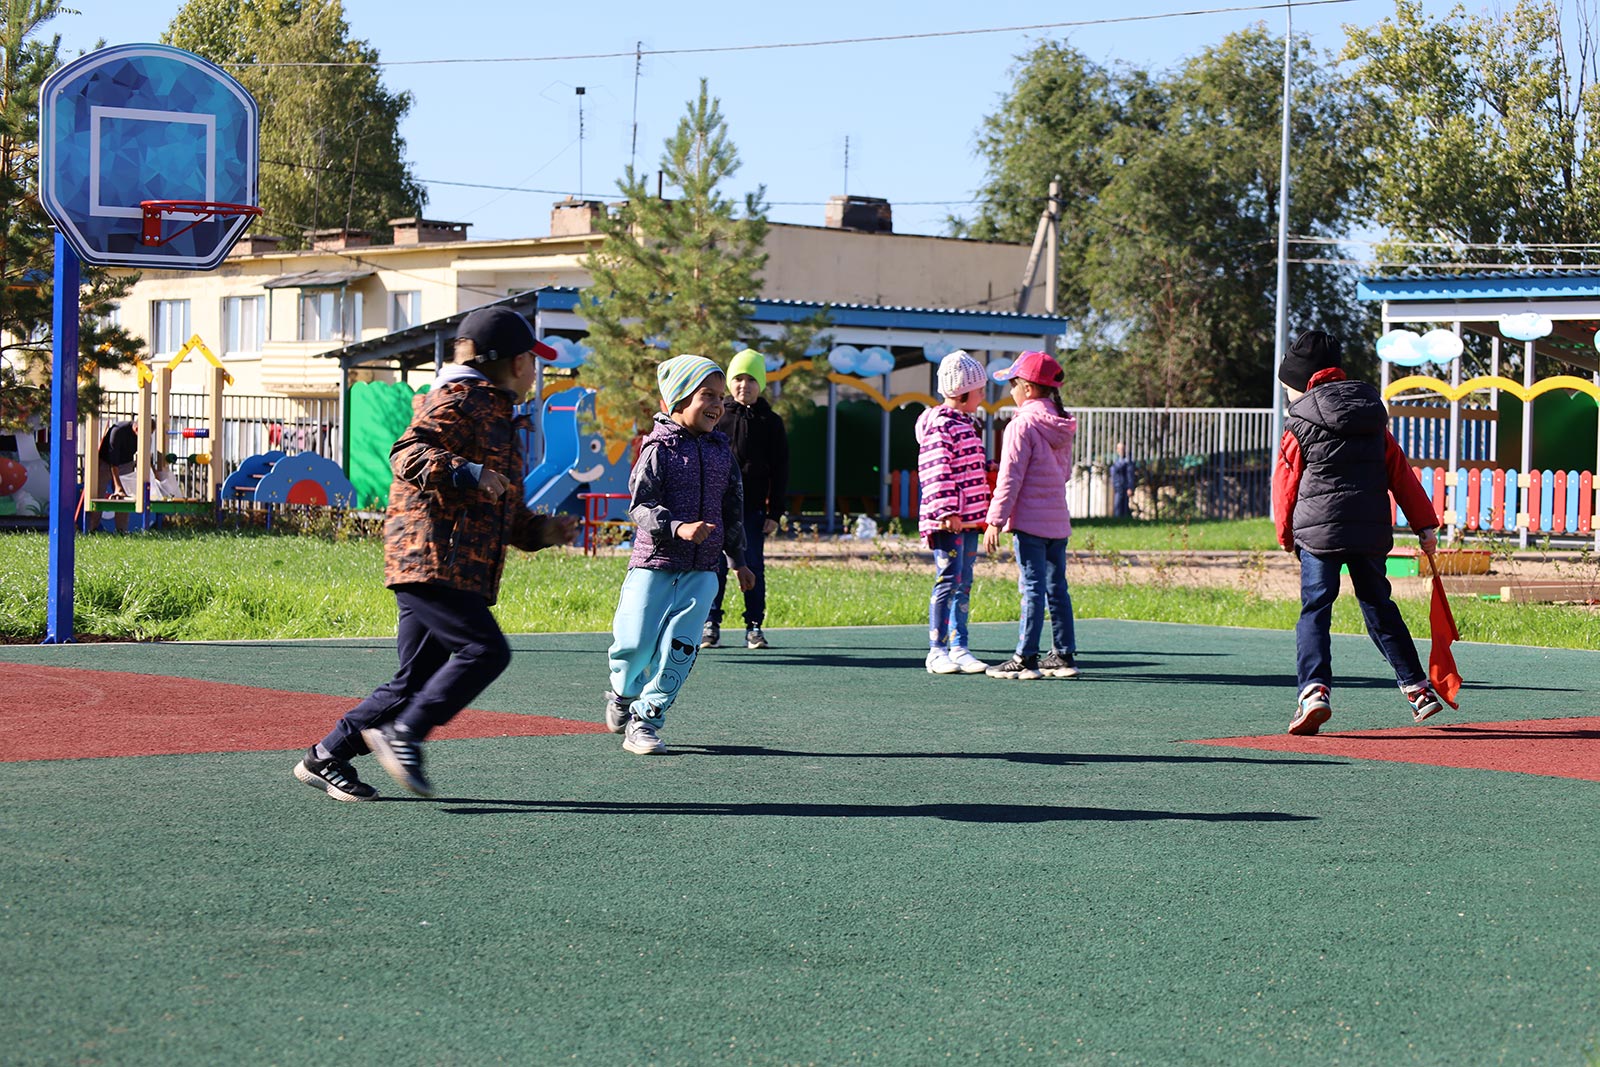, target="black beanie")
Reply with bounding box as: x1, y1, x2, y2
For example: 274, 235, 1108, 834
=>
455, 306, 555, 363
1278, 330, 1343, 392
